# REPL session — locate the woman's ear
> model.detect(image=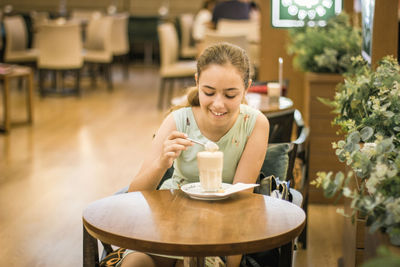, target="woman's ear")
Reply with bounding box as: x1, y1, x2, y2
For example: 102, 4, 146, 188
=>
247, 79, 253, 90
